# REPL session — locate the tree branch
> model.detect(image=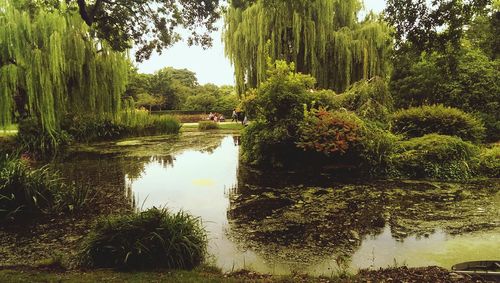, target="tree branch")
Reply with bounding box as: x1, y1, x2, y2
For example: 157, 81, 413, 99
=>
77, 0, 93, 25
